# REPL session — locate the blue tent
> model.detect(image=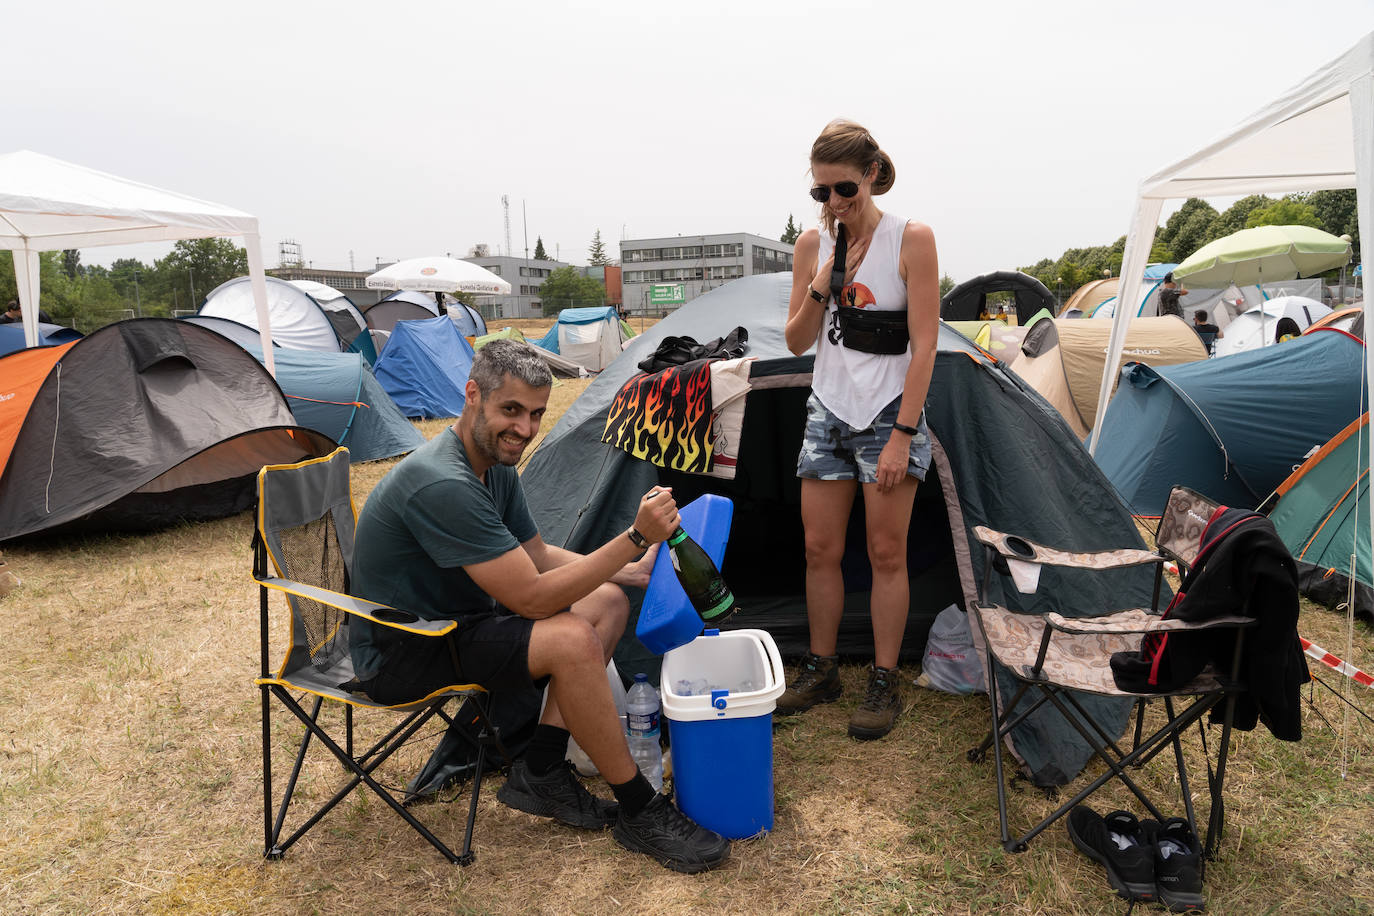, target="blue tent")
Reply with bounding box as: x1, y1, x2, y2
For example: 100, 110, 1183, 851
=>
0, 322, 81, 356
372, 315, 474, 419
244, 346, 422, 463
536, 306, 621, 352
1094, 328, 1366, 516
